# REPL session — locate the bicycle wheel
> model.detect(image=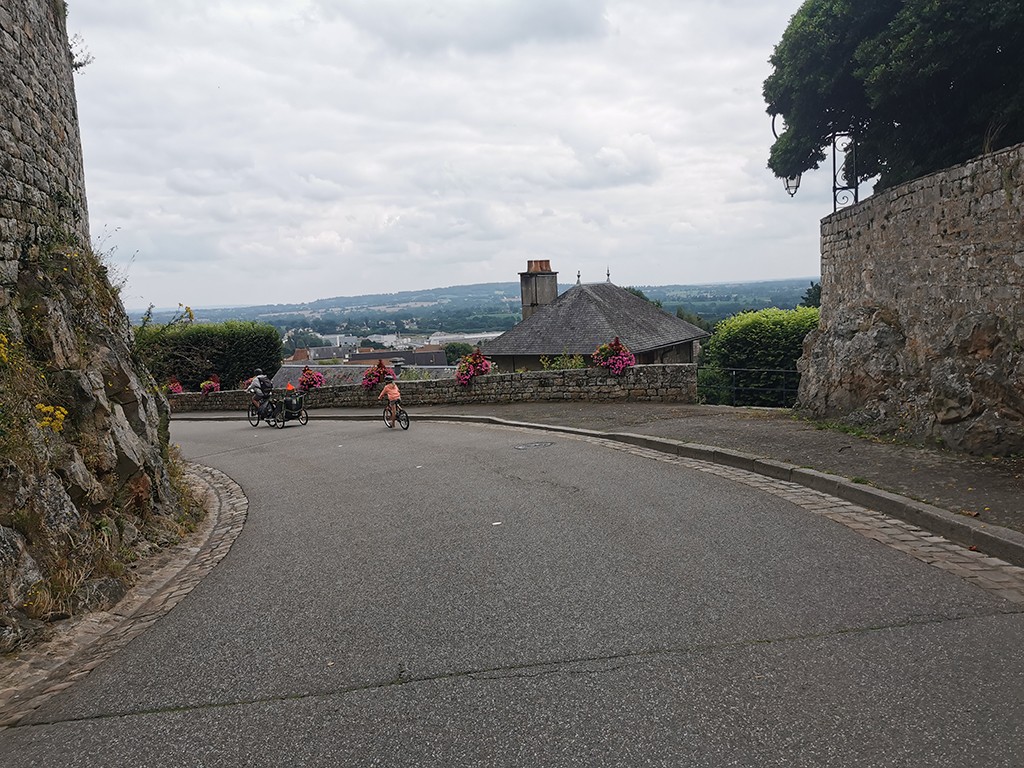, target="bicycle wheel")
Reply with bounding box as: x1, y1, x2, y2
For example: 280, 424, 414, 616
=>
275, 411, 286, 429
382, 405, 394, 428
247, 403, 260, 427
298, 409, 308, 426
397, 409, 409, 430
